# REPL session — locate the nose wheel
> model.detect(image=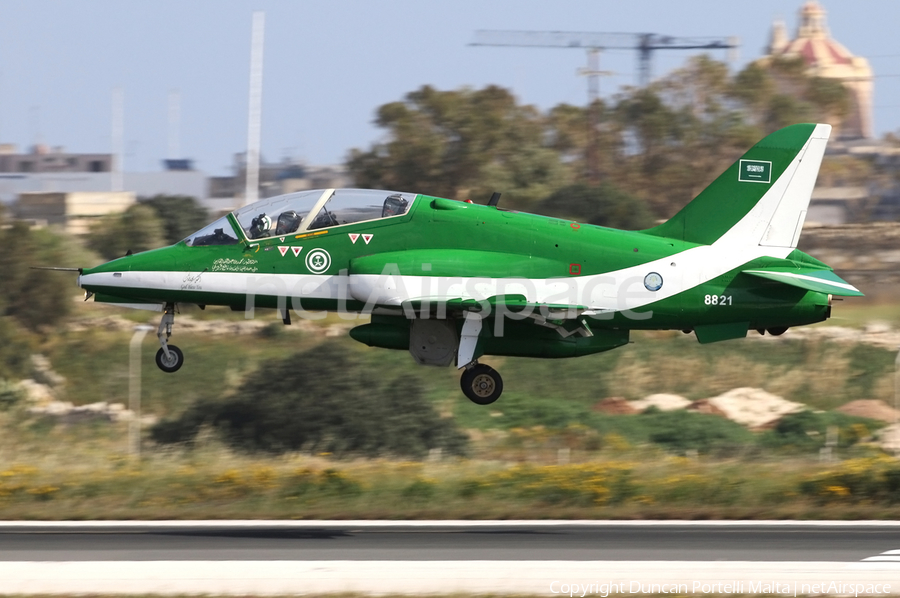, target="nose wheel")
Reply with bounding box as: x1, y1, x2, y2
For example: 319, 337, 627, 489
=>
460, 363, 503, 405
154, 303, 184, 373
